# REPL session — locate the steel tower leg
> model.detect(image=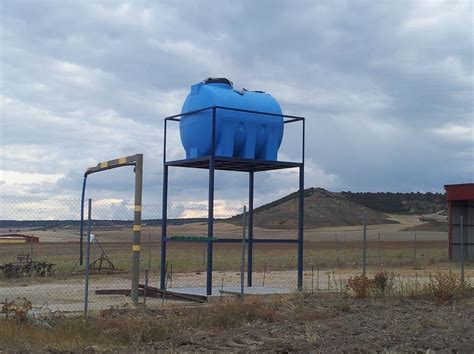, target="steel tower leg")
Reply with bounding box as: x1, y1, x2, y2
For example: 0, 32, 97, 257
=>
160, 165, 168, 290
247, 171, 254, 287
207, 108, 216, 296
297, 165, 304, 290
